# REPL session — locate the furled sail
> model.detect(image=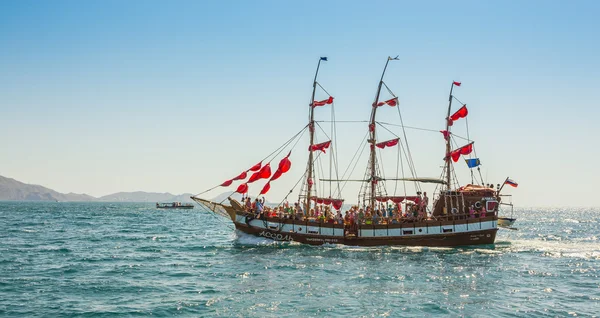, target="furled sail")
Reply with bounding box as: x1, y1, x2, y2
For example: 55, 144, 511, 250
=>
375, 196, 421, 203
375, 138, 399, 149
373, 97, 398, 107
310, 197, 344, 210
309, 140, 332, 153
312, 96, 334, 107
